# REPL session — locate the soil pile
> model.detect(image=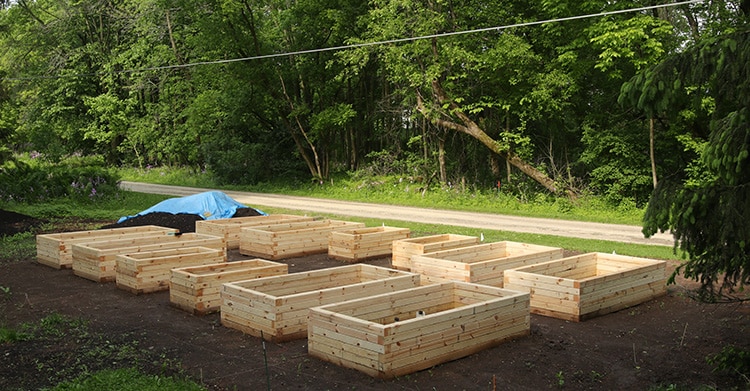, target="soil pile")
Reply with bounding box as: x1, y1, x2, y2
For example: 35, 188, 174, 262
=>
0, 209, 46, 236
100, 207, 263, 233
